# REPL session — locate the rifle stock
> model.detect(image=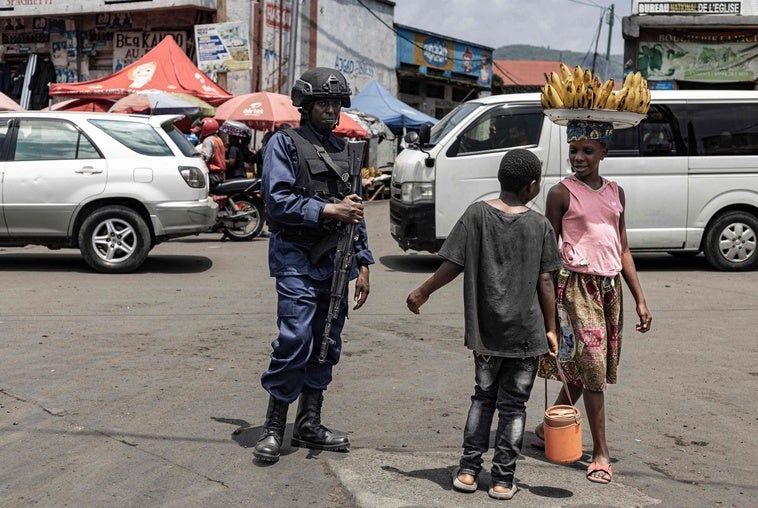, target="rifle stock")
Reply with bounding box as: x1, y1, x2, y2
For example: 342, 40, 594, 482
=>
317, 140, 367, 363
